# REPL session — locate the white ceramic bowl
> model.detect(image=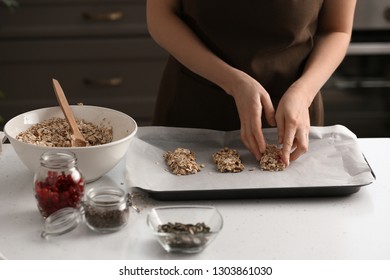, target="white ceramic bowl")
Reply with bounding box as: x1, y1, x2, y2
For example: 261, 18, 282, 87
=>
4, 105, 137, 182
